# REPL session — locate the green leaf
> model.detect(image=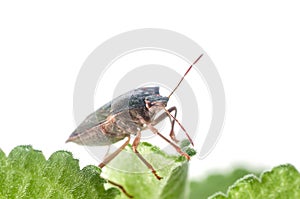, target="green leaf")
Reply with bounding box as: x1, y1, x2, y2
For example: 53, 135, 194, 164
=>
210, 164, 300, 199
0, 146, 119, 199
103, 142, 195, 199
189, 168, 258, 199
